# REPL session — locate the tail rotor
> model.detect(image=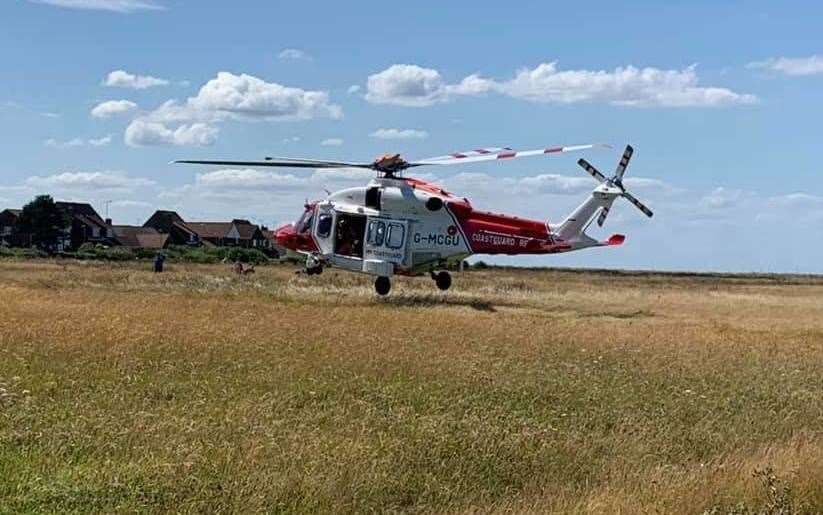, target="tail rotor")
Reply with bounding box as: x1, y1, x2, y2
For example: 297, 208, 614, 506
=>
576, 144, 653, 227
